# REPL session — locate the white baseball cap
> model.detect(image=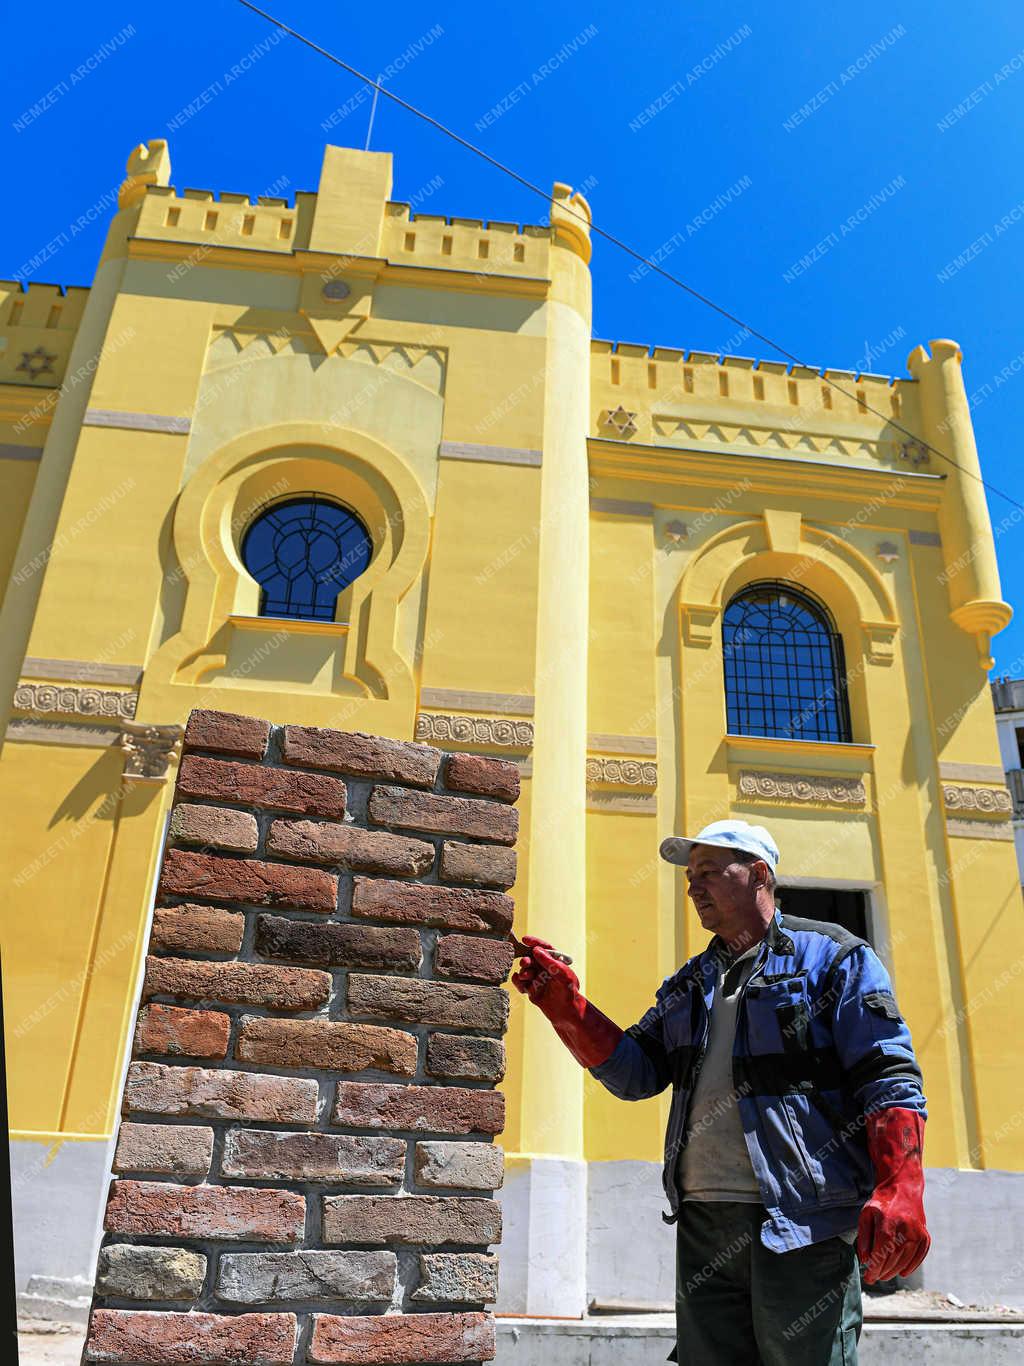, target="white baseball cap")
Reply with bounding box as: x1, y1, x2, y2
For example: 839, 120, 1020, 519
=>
660, 819, 780, 872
